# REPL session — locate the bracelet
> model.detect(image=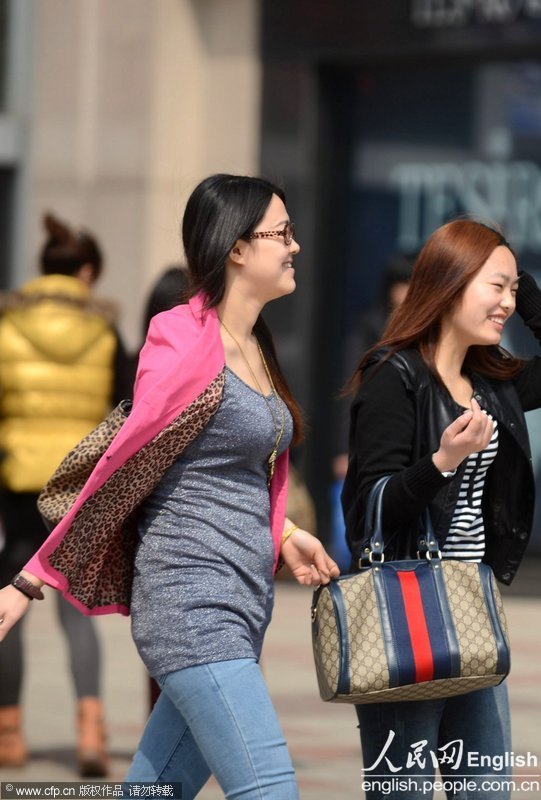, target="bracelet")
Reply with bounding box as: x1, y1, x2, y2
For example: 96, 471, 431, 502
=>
281, 525, 299, 547
11, 573, 45, 601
